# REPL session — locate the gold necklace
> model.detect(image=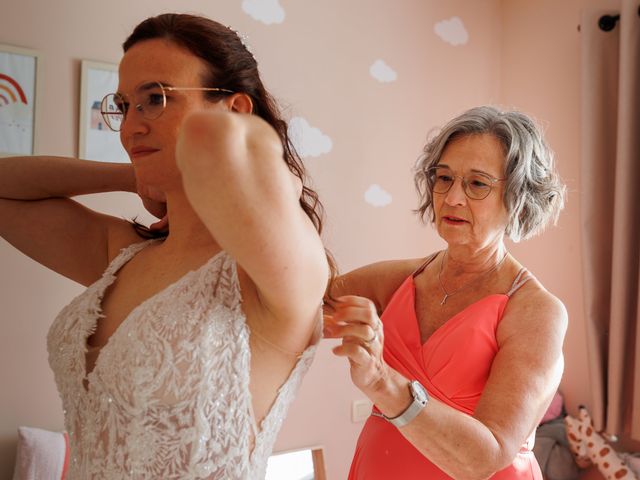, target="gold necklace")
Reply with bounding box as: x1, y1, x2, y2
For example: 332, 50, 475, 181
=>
437, 250, 509, 306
